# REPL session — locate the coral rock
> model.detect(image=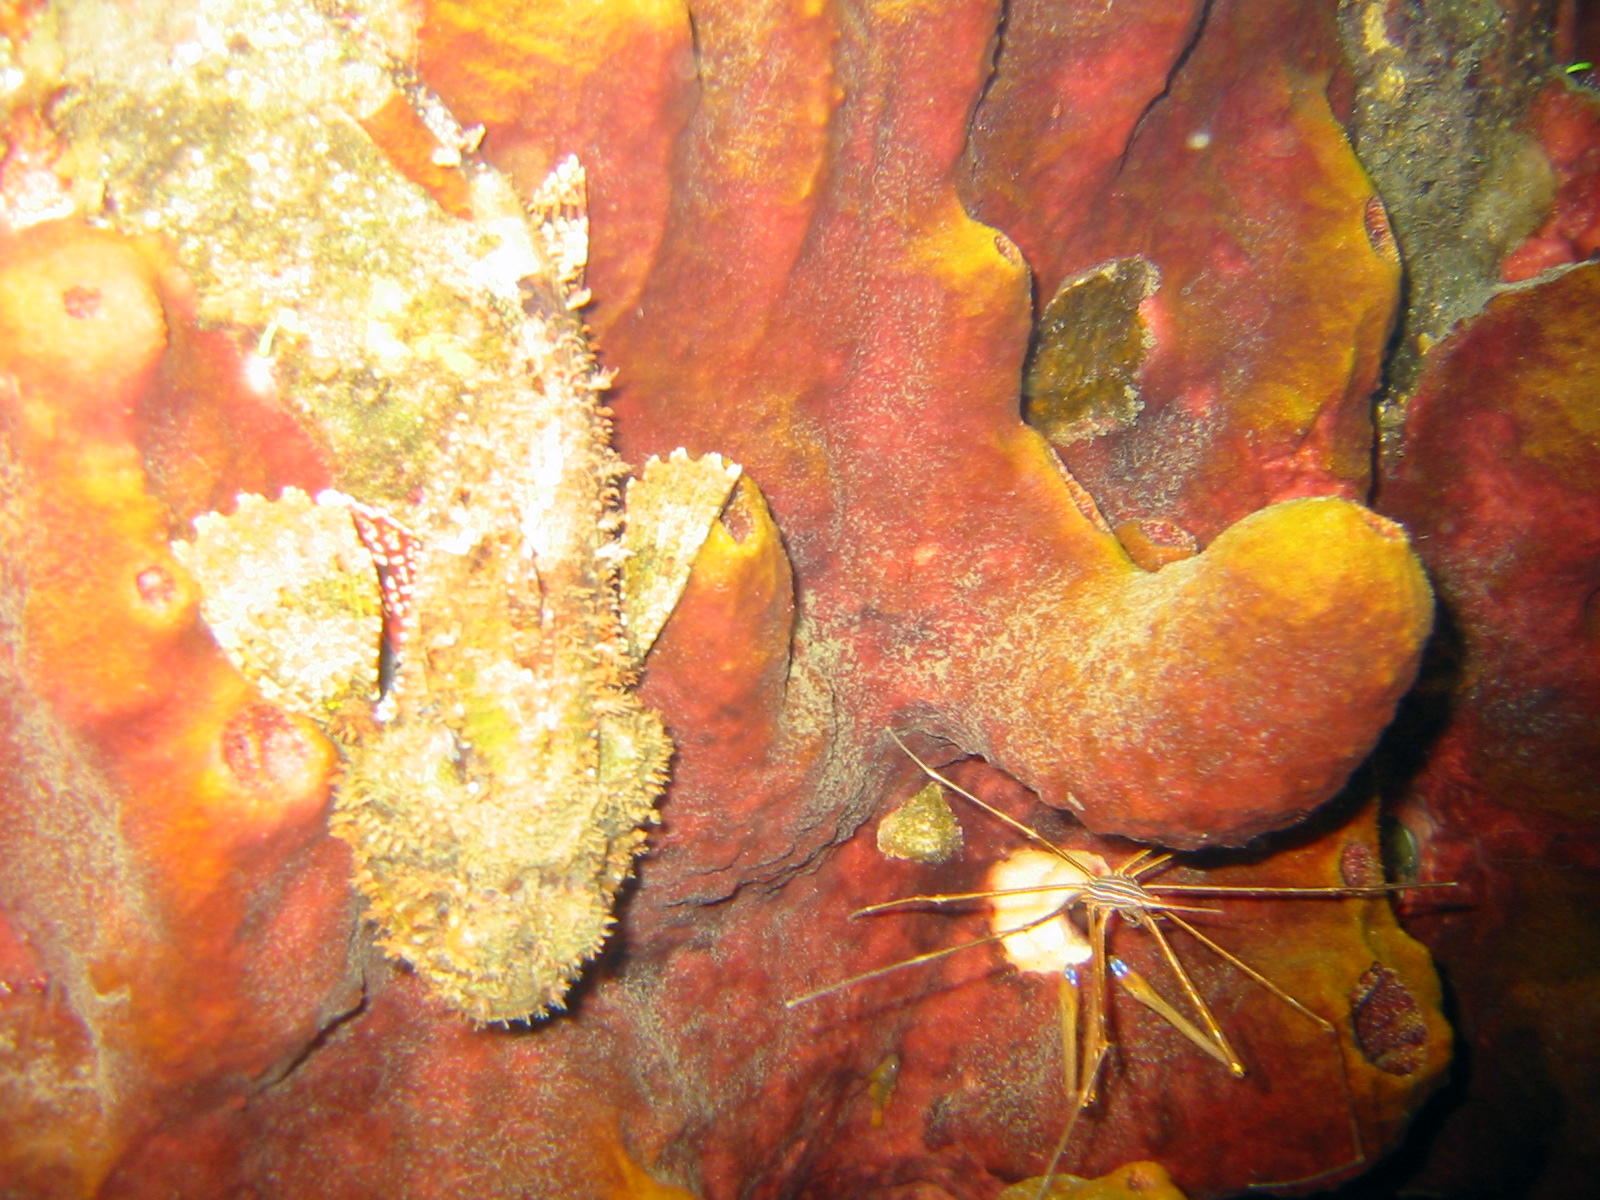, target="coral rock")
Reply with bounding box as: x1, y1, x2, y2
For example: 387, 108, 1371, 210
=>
1380, 260, 1600, 1199
0, 216, 357, 1194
